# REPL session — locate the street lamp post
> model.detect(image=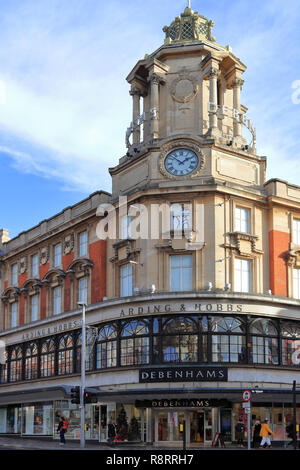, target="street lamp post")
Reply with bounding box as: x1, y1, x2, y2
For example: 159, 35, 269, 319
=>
78, 301, 87, 449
